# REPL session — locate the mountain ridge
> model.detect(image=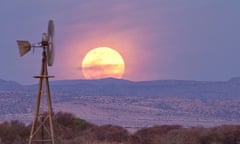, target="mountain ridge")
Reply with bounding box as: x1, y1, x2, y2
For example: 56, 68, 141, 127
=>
47, 77, 240, 99
3, 77, 240, 86
1, 77, 240, 98
0, 78, 22, 89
